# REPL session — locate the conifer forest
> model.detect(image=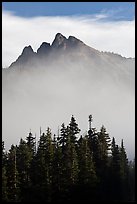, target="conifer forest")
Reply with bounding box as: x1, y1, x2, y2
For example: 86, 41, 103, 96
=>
2, 115, 135, 202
